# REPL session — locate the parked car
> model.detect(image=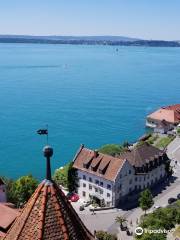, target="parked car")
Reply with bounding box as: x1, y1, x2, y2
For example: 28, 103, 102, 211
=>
177, 193, 180, 200
154, 205, 161, 209
168, 197, 177, 204
69, 193, 79, 202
